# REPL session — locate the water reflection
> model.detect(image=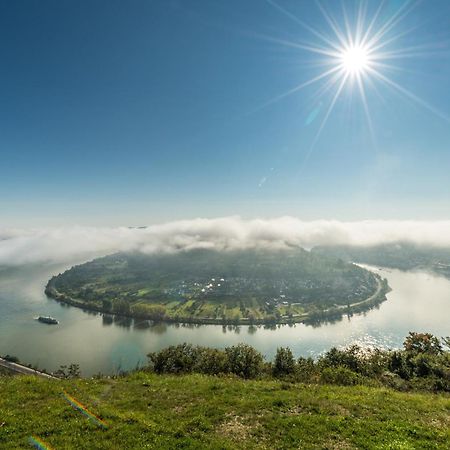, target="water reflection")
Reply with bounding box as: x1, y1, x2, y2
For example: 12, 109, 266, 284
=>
113, 315, 133, 328
102, 314, 114, 326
